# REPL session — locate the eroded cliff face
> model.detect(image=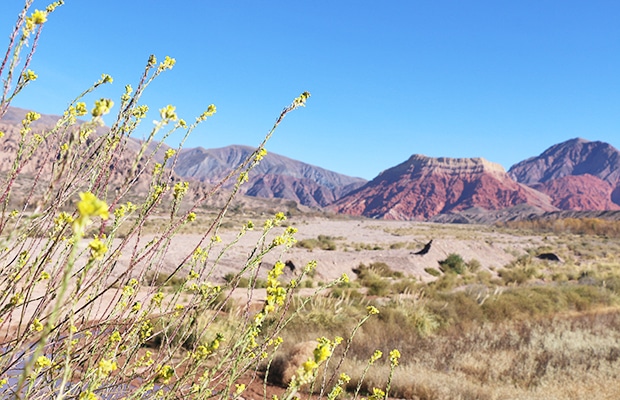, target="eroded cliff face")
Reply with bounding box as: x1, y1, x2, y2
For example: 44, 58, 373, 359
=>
331, 155, 556, 220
